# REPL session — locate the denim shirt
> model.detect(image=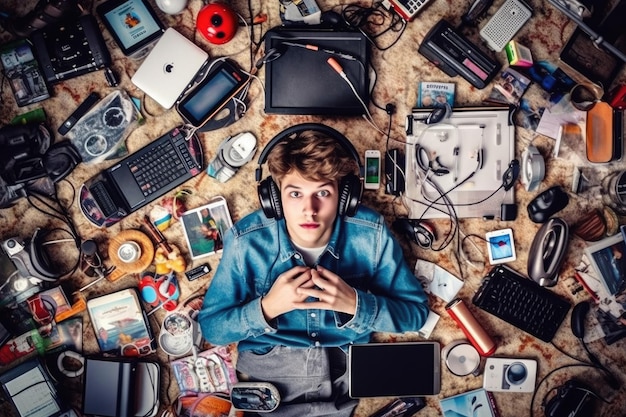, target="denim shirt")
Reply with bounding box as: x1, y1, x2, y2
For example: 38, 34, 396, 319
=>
198, 206, 429, 353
